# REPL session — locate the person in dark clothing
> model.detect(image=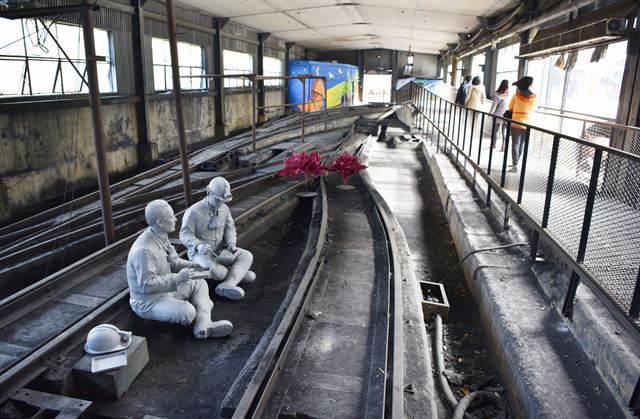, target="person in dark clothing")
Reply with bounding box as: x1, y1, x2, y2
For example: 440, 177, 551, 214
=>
455, 75, 472, 105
